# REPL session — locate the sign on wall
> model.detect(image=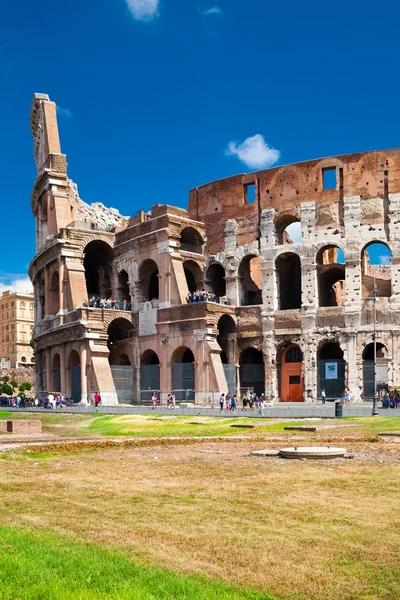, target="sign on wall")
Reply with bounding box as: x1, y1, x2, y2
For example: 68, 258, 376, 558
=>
325, 362, 338, 380
139, 302, 158, 337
